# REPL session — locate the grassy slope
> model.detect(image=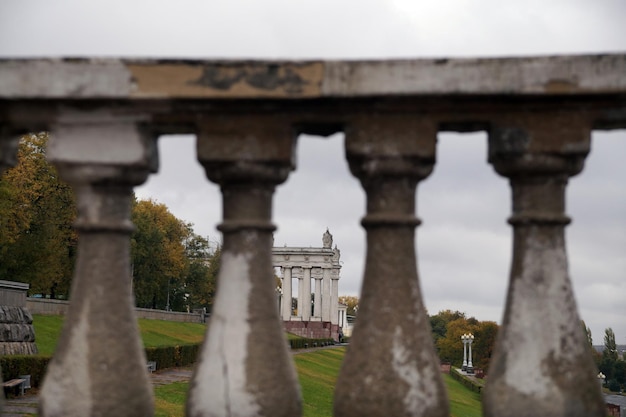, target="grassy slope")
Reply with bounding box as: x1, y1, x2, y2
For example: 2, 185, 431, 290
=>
32, 315, 207, 356
294, 348, 345, 417
150, 348, 483, 417
32, 317, 482, 417
444, 373, 483, 417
